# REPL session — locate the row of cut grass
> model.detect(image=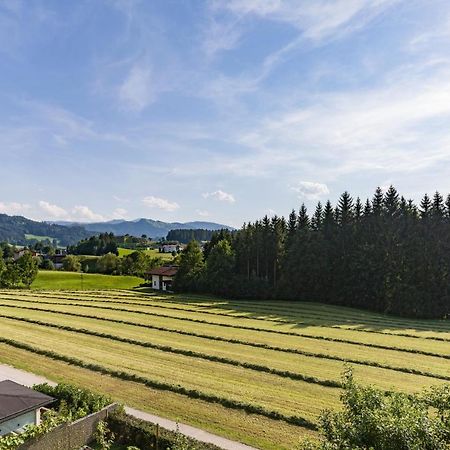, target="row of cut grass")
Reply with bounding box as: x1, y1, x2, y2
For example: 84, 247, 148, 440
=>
1, 296, 449, 360
0, 320, 339, 424
0, 310, 446, 394
0, 303, 448, 381
0, 344, 315, 450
